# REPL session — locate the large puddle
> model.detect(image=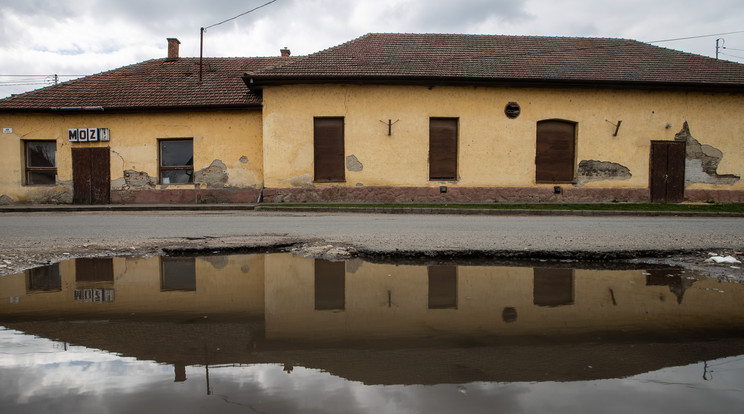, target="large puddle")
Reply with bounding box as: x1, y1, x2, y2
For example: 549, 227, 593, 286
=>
1, 253, 743, 413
